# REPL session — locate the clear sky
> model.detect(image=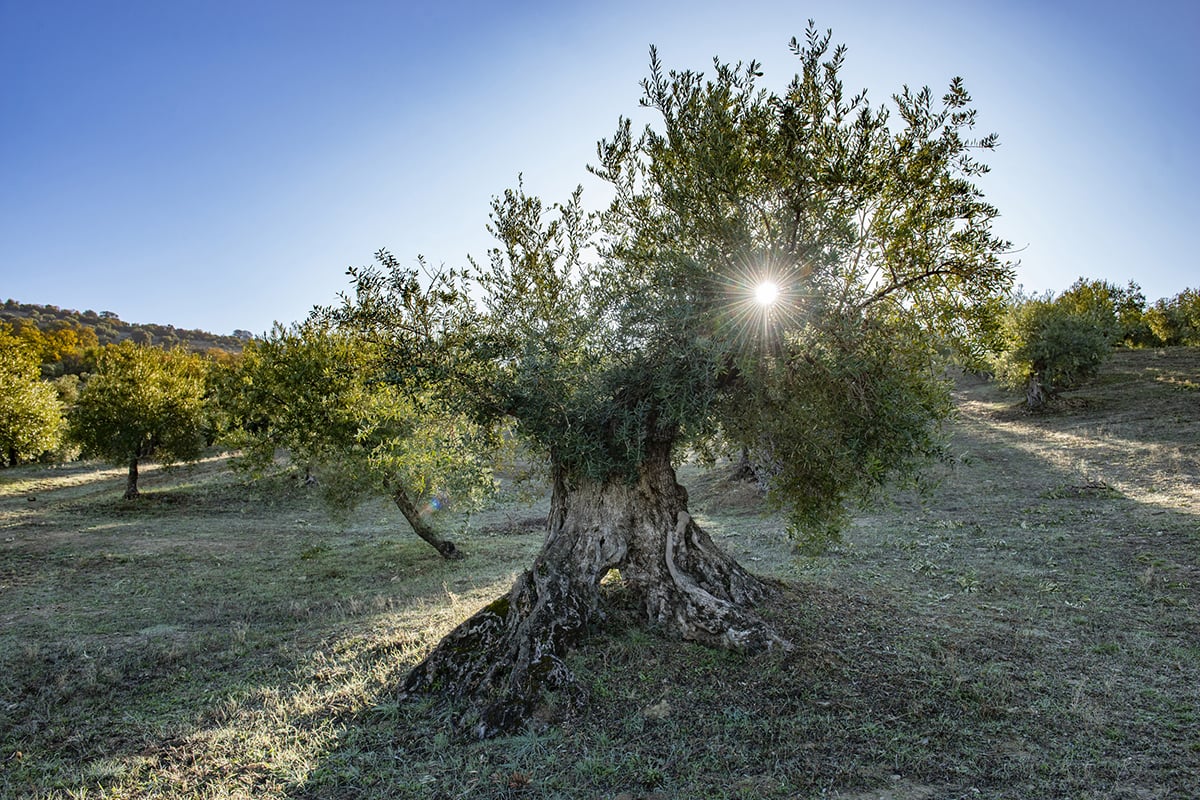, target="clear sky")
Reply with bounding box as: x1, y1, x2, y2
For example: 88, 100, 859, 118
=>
2, 0, 1197, 336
